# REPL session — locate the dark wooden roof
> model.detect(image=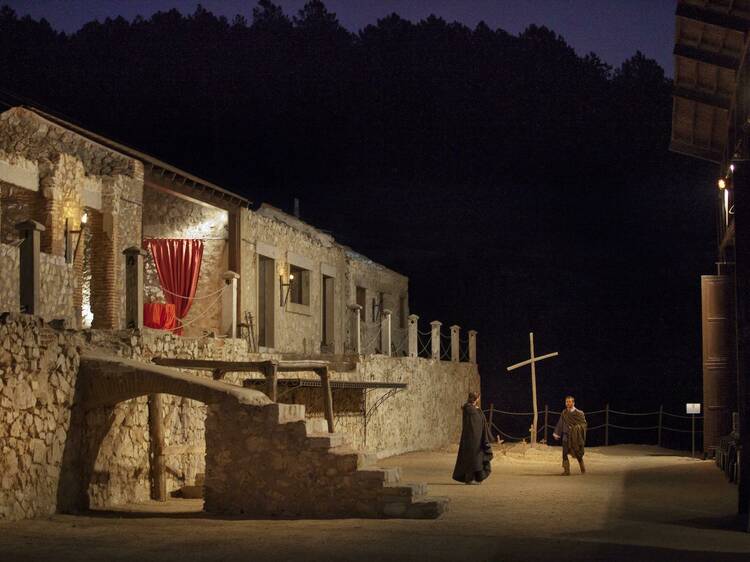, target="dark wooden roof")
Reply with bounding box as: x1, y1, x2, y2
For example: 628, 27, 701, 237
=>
670, 0, 750, 163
